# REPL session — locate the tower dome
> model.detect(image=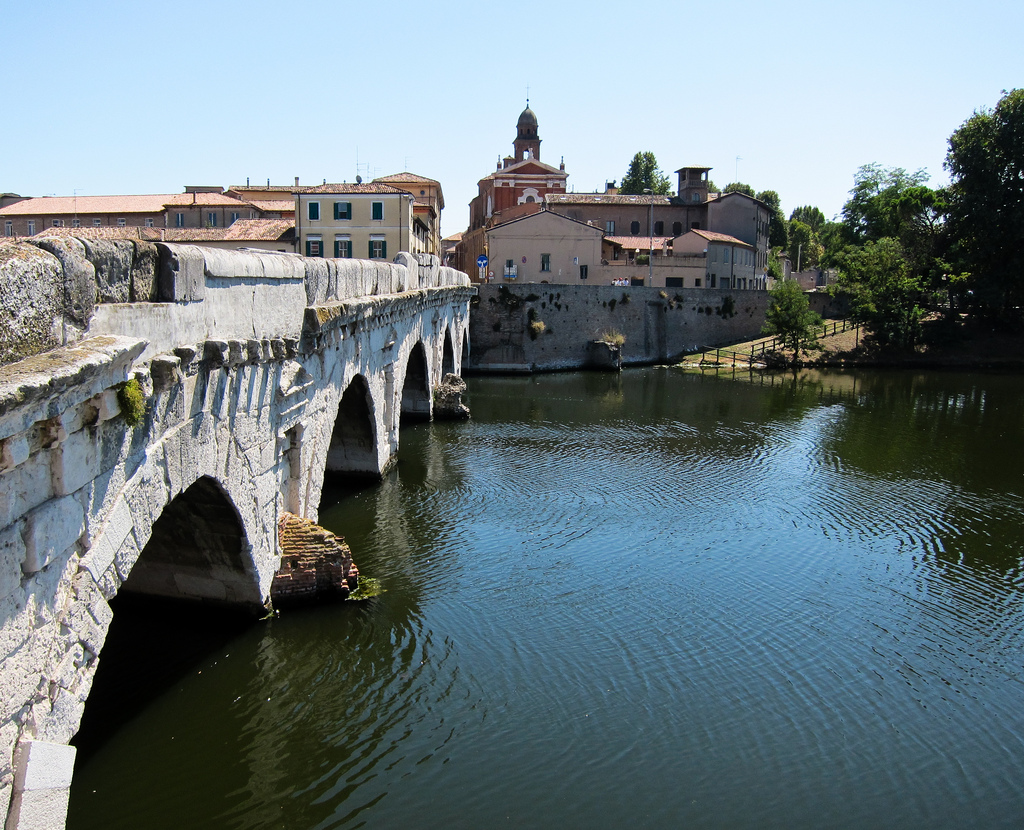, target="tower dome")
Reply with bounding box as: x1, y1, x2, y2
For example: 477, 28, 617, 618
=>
513, 104, 540, 161
517, 106, 538, 131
